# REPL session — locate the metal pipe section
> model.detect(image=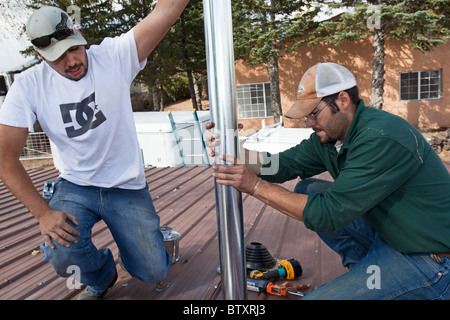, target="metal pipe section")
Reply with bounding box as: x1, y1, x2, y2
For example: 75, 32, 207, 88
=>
203, 0, 247, 300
